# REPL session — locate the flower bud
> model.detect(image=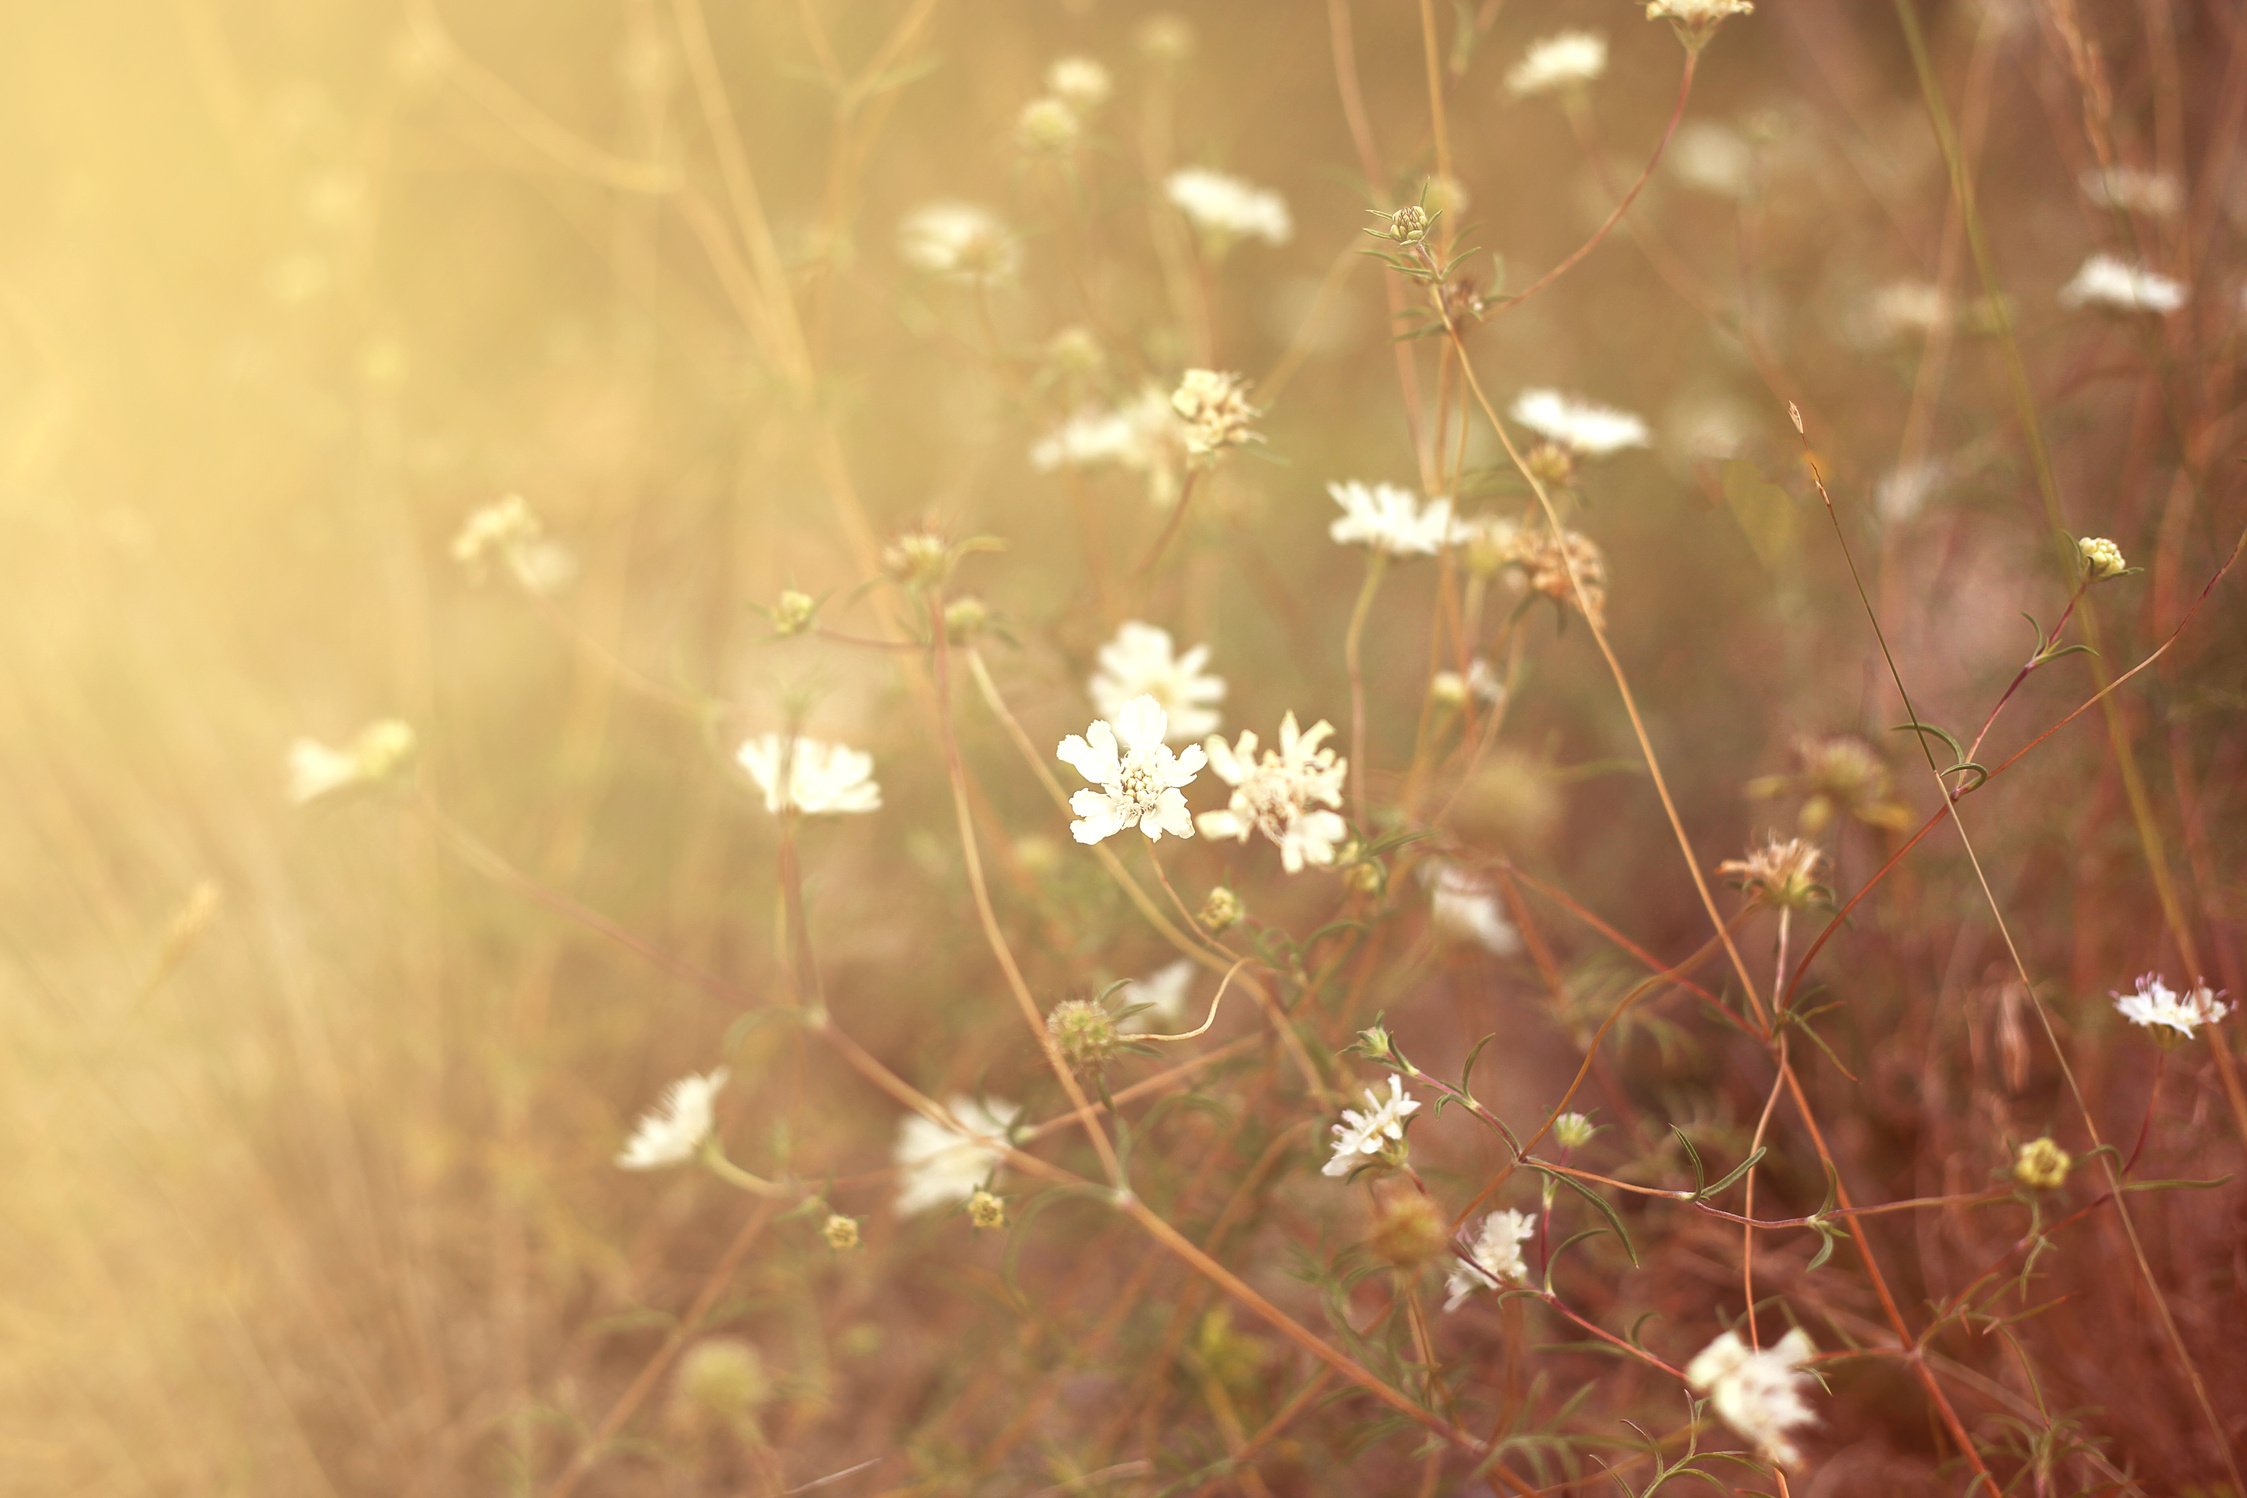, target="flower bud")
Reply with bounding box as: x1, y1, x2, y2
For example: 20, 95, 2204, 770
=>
773, 589, 817, 637
2013, 1137, 2071, 1192
1198, 885, 1243, 933
1046, 997, 1122, 1075
967, 1188, 1008, 1230
822, 1213, 861, 1251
